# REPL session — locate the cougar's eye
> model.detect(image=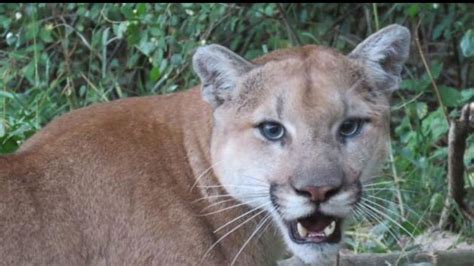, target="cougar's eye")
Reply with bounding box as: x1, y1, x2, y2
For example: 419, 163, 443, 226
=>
339, 119, 363, 138
259, 122, 285, 141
